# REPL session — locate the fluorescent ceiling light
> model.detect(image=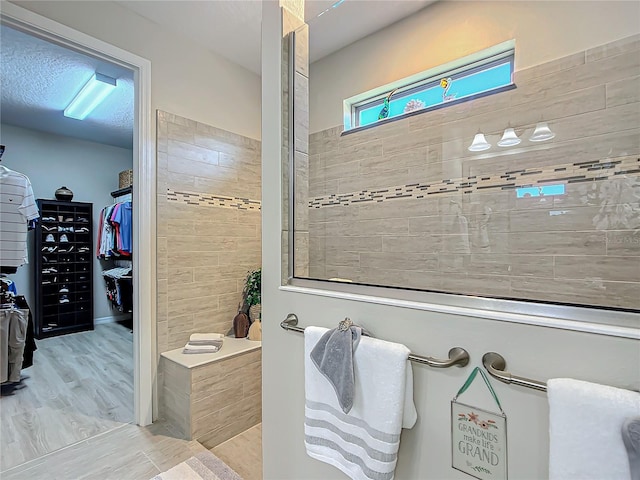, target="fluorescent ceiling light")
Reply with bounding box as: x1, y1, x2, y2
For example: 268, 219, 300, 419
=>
64, 73, 117, 120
